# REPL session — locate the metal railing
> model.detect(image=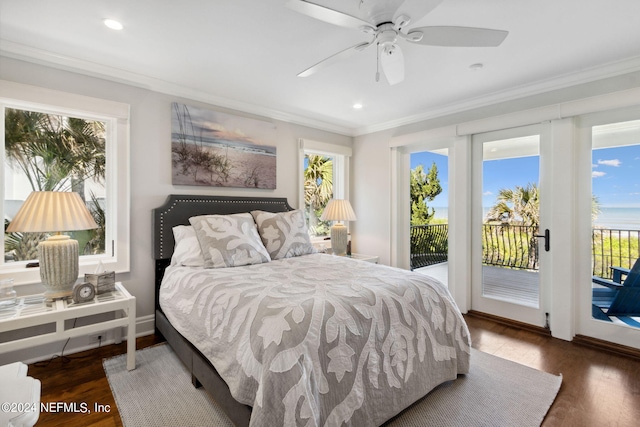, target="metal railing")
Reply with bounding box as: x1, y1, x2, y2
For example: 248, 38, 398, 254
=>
410, 224, 448, 270
482, 224, 539, 271
410, 224, 640, 277
592, 228, 640, 279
